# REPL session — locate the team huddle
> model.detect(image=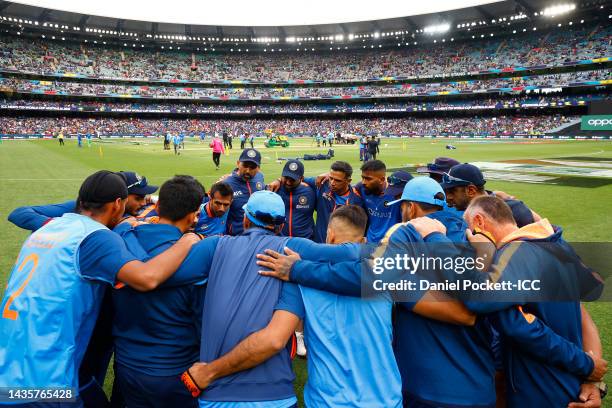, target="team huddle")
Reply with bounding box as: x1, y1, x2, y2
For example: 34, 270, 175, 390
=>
0, 147, 608, 408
